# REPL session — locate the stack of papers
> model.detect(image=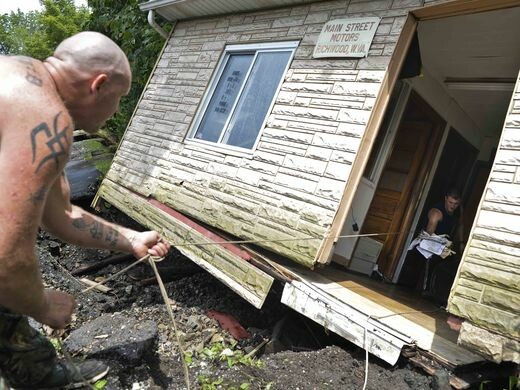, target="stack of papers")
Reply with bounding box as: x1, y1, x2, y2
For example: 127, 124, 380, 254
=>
408, 231, 454, 259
